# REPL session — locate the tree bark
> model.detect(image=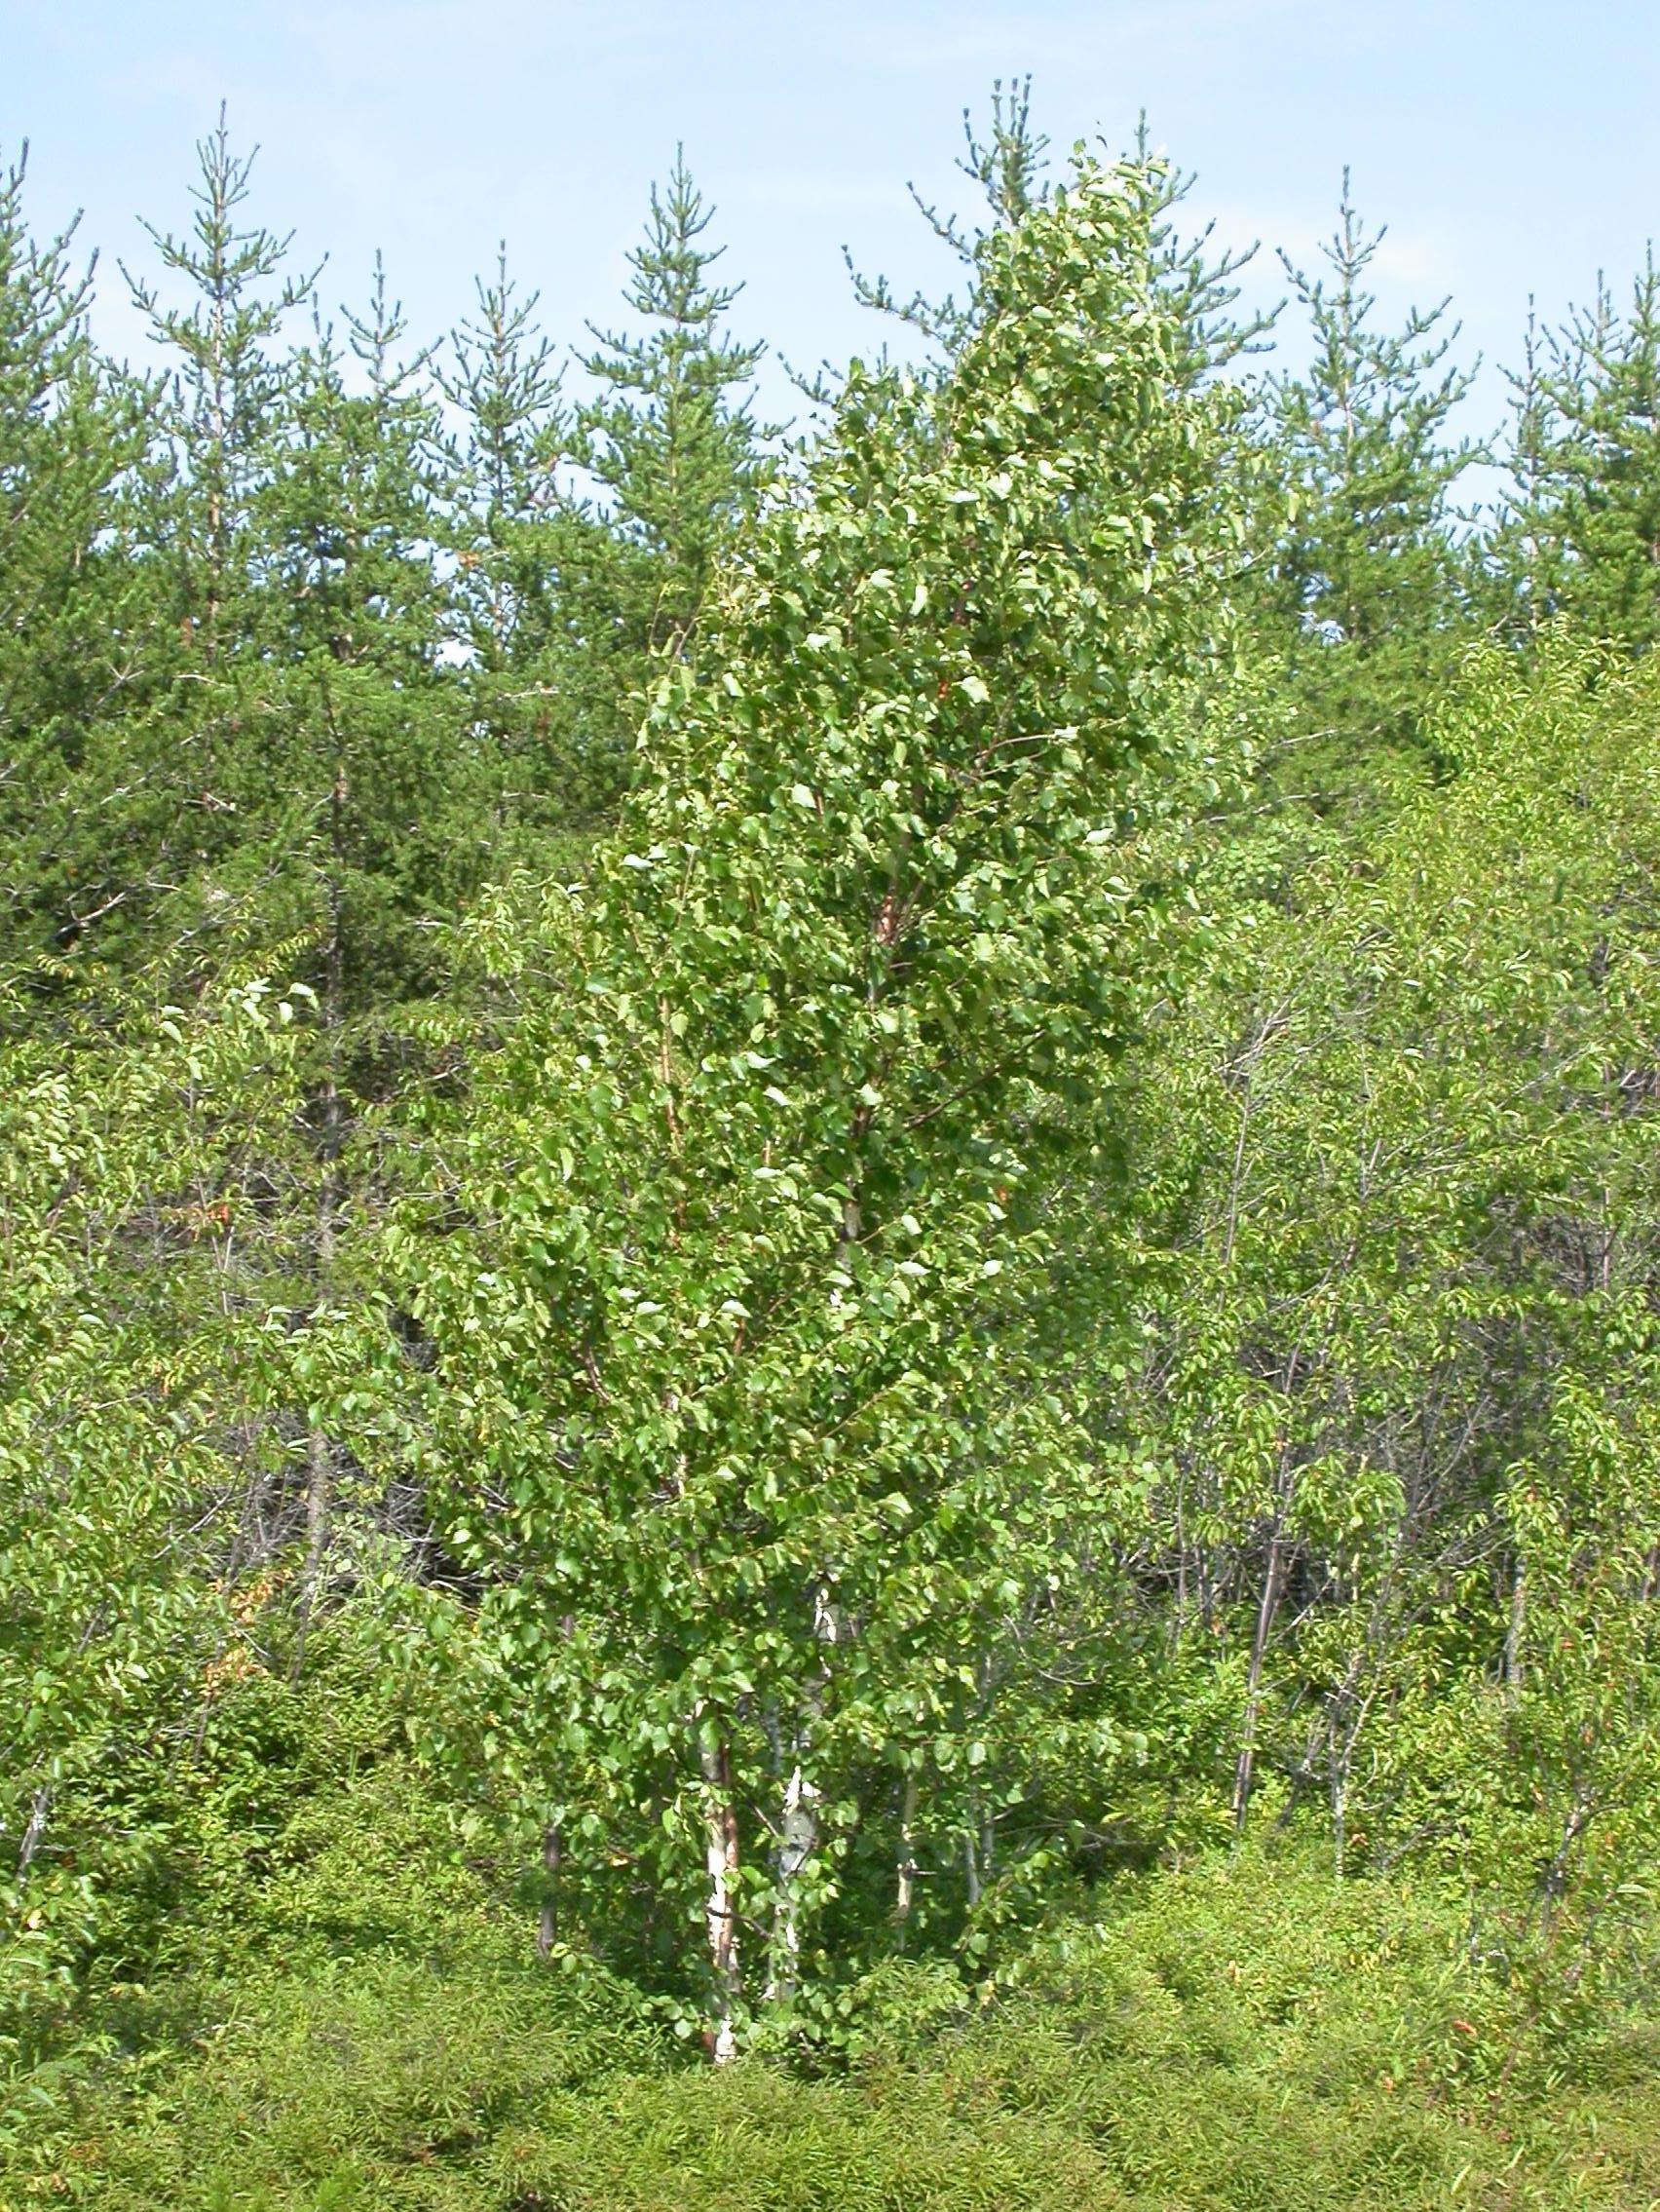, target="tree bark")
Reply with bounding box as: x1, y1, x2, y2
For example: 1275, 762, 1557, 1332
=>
537, 1821, 561, 1957
1232, 1522, 1284, 1833
17, 1786, 51, 1881
1502, 1560, 1527, 1704
895, 1770, 920, 1938
292, 758, 347, 1677
766, 1760, 817, 2005
766, 1589, 841, 2008
699, 1734, 742, 2062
